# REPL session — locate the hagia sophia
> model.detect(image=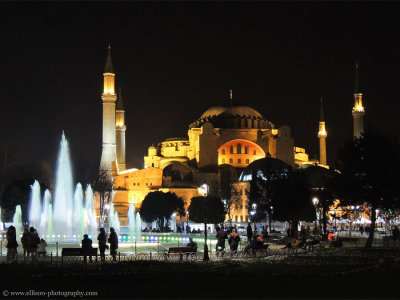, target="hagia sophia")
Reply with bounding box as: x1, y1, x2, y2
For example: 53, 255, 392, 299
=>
97, 46, 365, 225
